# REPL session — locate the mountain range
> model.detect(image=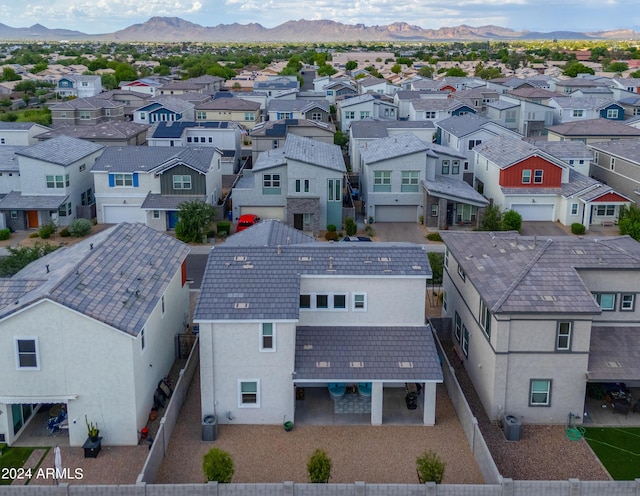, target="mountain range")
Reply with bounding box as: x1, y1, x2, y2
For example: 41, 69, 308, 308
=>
0, 17, 638, 43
